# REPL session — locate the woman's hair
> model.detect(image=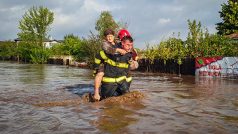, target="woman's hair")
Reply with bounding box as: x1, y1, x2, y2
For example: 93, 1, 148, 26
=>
121, 35, 133, 42
104, 29, 115, 37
